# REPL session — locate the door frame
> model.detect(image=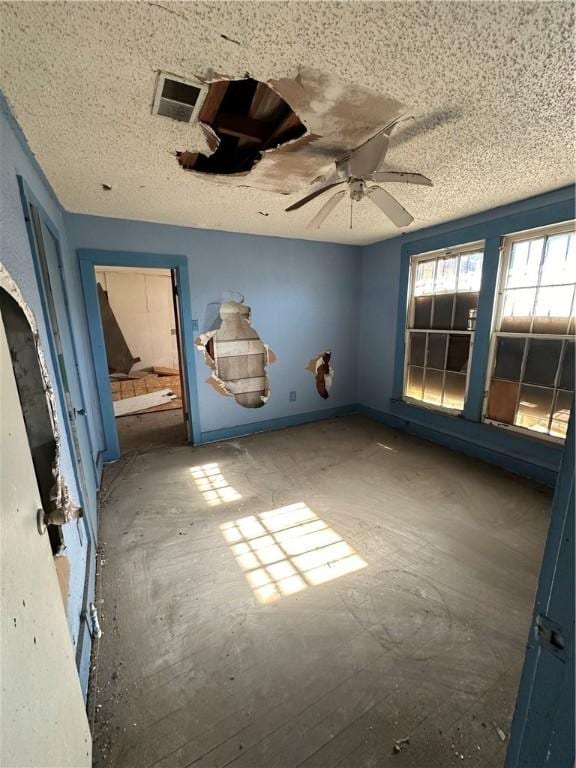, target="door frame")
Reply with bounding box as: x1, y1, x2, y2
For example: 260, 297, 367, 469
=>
17, 176, 98, 517
78, 249, 202, 461
18, 177, 98, 687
